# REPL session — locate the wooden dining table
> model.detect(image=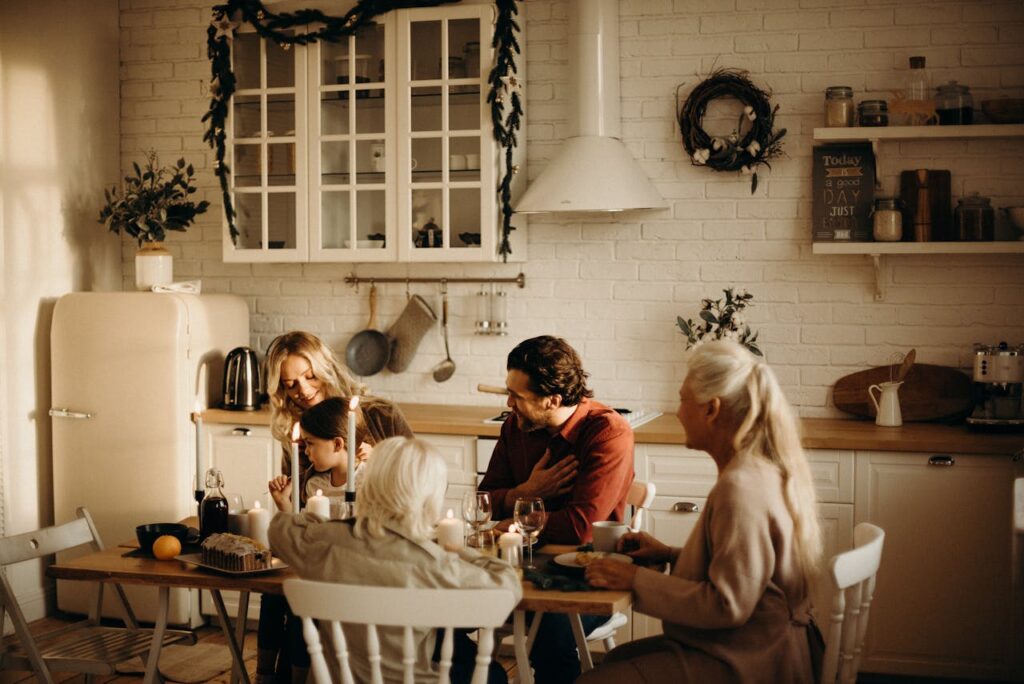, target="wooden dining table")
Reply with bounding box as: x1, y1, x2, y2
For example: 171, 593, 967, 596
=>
47, 541, 631, 684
